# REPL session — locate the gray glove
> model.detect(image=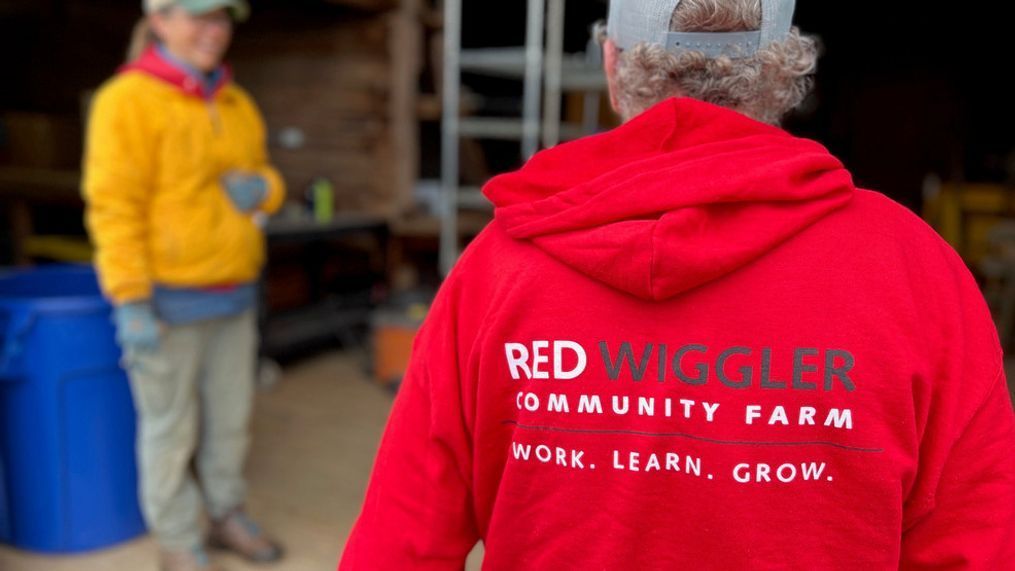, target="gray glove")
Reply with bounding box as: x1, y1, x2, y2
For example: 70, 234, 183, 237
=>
222, 172, 268, 212
113, 301, 161, 352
